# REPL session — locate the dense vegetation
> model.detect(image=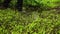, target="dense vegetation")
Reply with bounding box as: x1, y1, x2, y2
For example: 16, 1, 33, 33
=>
0, 0, 60, 34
